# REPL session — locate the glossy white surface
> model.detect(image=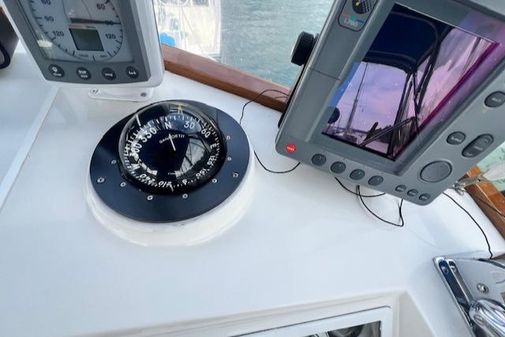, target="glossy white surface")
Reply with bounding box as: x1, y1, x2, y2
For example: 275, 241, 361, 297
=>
0, 48, 58, 207
87, 145, 255, 246
243, 307, 392, 337
1, 54, 505, 337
